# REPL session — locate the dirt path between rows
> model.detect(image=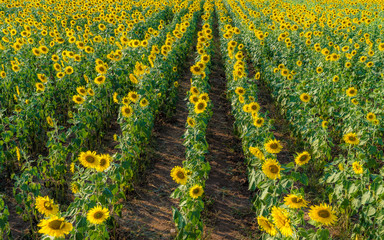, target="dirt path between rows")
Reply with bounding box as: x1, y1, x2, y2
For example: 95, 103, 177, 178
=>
202, 12, 256, 240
